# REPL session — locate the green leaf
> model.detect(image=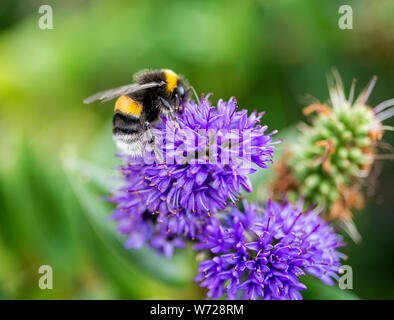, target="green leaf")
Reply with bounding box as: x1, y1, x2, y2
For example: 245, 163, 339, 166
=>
302, 275, 360, 300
